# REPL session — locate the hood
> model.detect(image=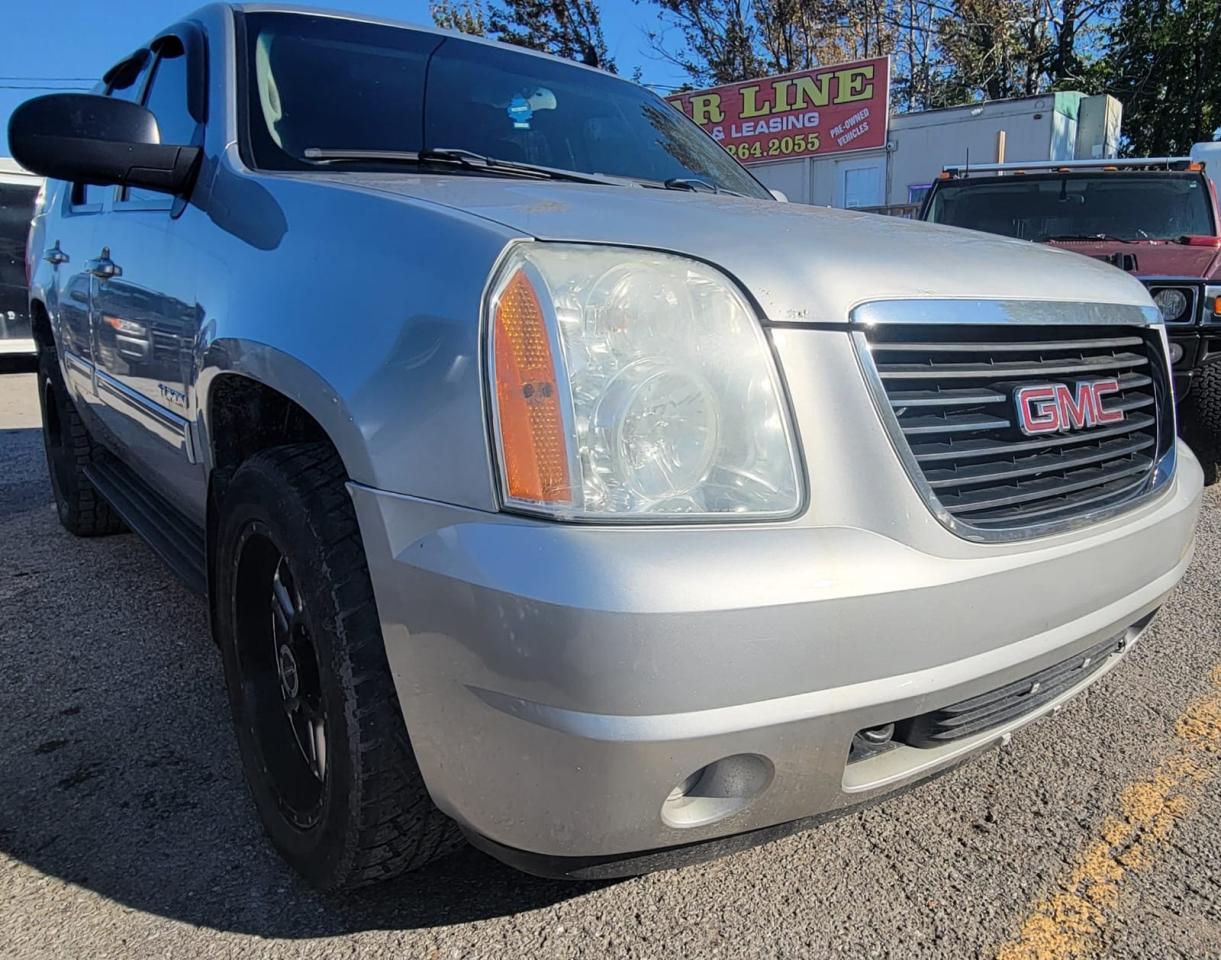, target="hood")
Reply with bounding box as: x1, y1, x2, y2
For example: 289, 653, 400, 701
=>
1046, 238, 1221, 281
319, 174, 1155, 324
